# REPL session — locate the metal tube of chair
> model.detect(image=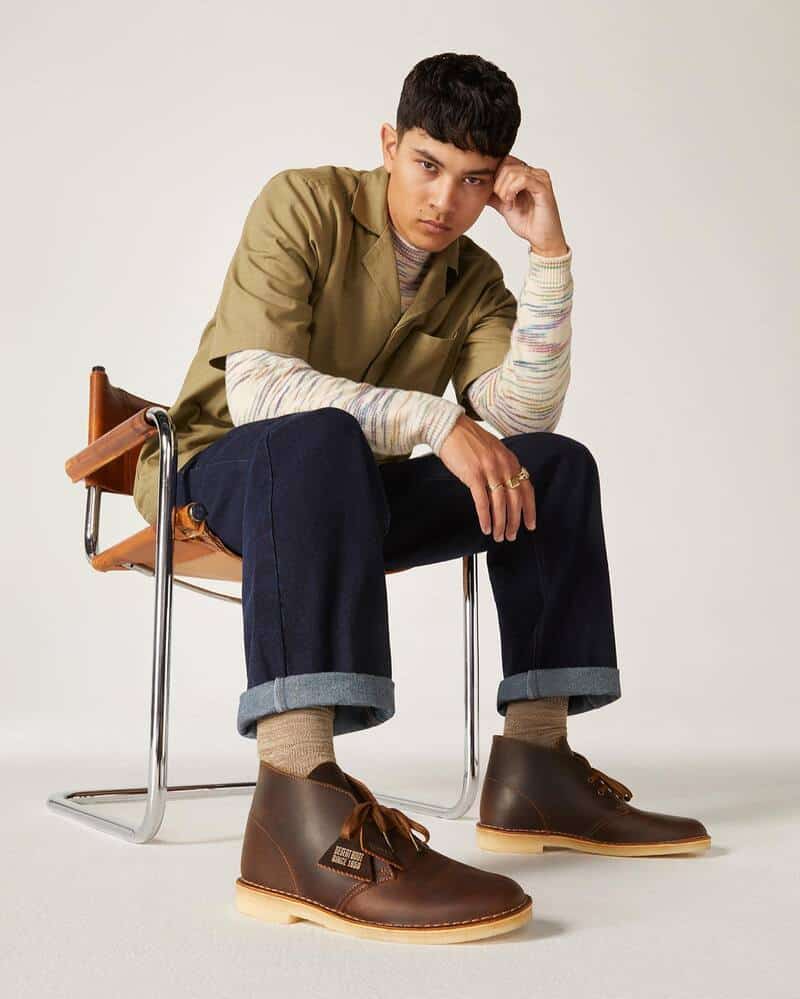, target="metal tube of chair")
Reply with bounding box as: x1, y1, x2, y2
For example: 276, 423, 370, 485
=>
125, 563, 244, 604
373, 553, 480, 820
48, 407, 181, 842
136, 406, 177, 842
83, 484, 101, 563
